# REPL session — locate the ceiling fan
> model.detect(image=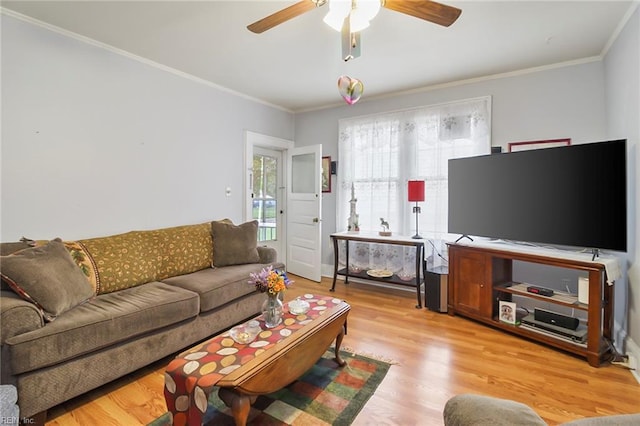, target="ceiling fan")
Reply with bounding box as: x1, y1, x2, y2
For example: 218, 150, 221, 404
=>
247, 0, 461, 60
